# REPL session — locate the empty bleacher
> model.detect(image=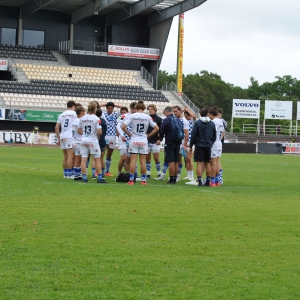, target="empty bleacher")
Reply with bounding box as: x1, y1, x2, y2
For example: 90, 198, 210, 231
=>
19, 64, 138, 85
0, 44, 57, 61
0, 64, 169, 112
